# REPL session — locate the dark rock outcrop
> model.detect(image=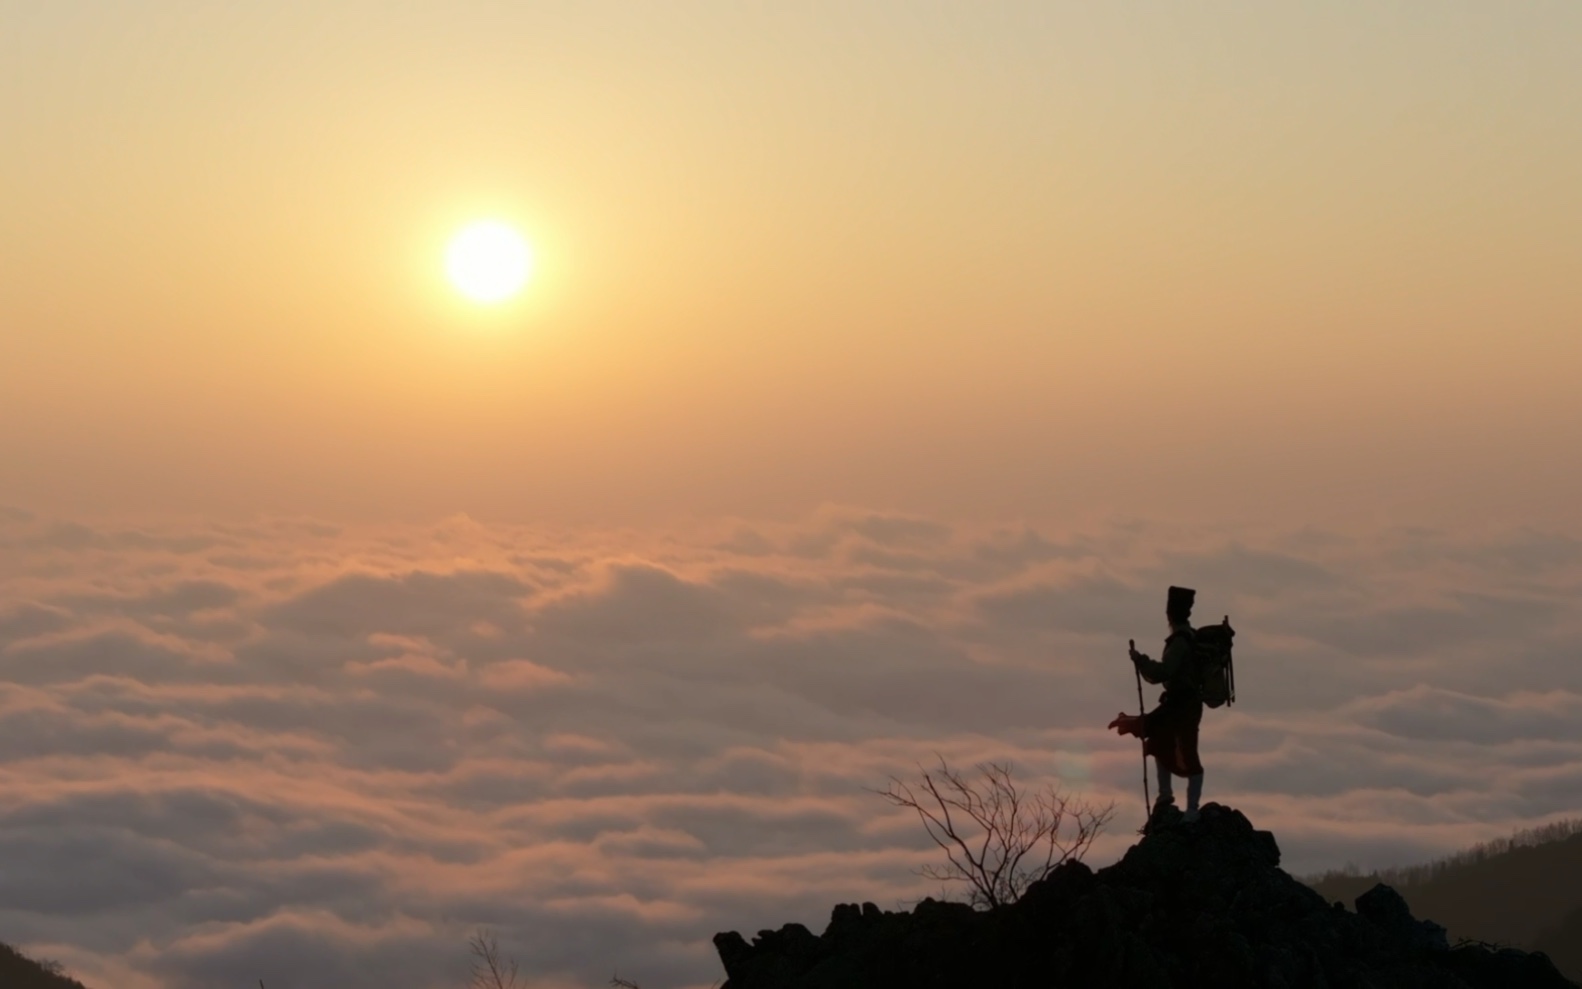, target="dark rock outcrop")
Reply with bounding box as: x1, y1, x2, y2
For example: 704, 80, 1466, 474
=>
713, 803, 1577, 988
